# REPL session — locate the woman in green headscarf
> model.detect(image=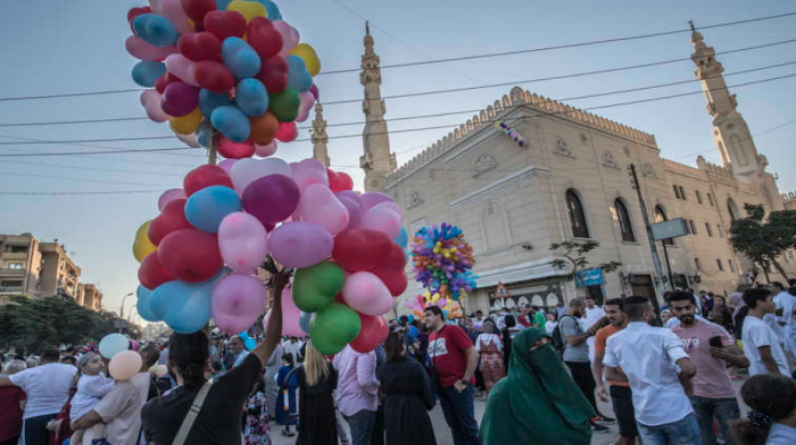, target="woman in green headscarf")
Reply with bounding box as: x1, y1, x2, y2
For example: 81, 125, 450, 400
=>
480, 327, 595, 445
